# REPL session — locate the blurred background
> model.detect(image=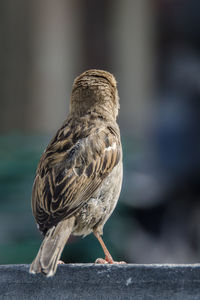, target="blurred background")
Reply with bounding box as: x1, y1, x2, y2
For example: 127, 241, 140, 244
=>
1, 0, 200, 265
